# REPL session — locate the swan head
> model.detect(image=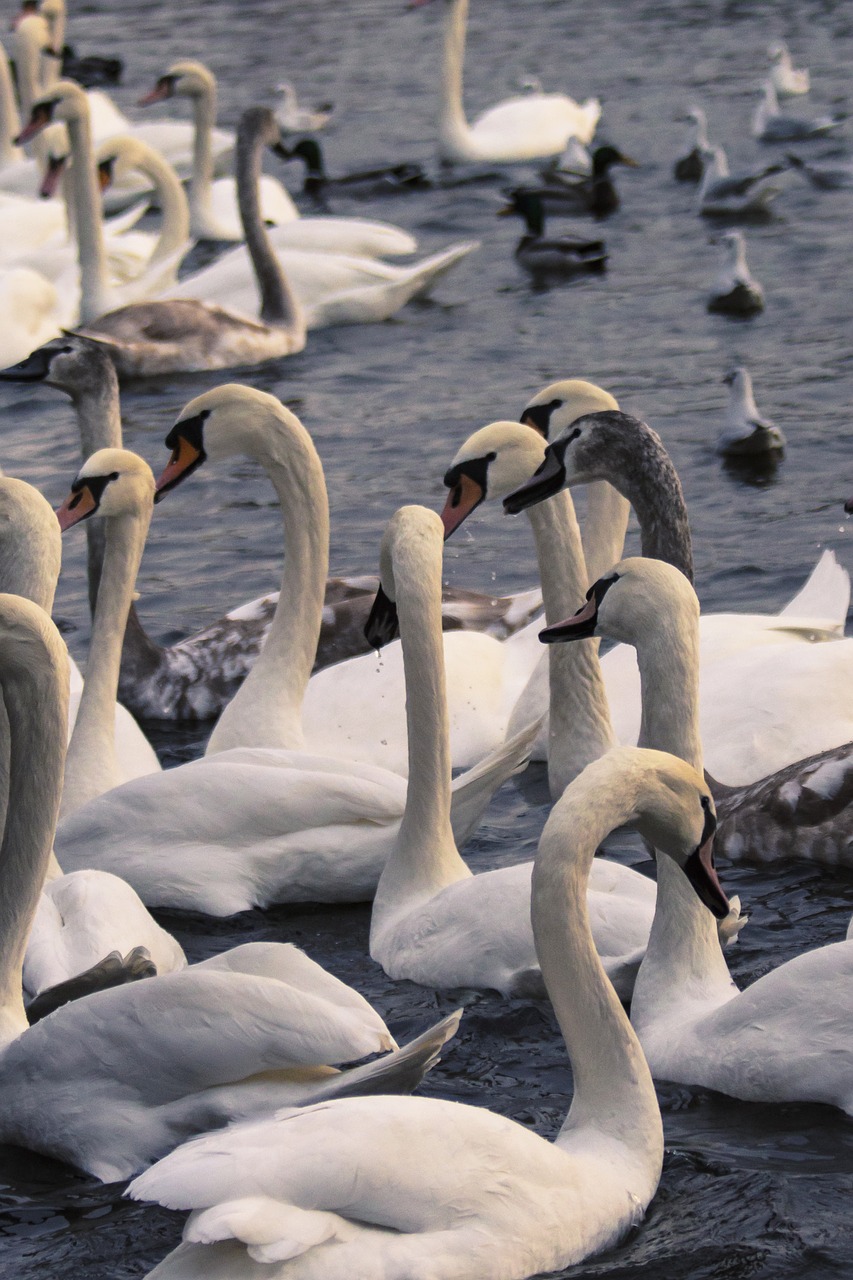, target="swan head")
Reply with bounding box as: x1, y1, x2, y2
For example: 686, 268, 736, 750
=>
504, 407, 640, 514
539, 557, 697, 647
441, 421, 545, 537
15, 80, 87, 145
365, 505, 443, 651
561, 747, 727, 918
155, 384, 302, 500
519, 378, 618, 440
56, 449, 154, 532
138, 59, 215, 107
0, 334, 116, 397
